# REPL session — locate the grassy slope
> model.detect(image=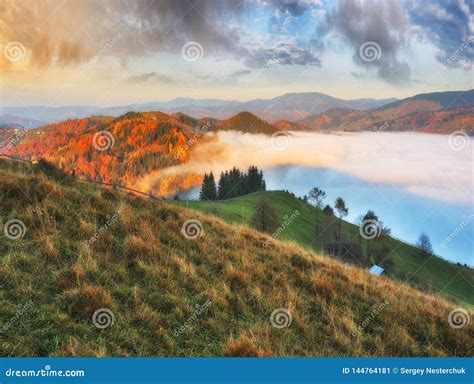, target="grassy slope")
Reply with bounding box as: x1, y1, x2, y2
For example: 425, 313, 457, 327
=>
0, 160, 472, 357
175, 191, 474, 308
